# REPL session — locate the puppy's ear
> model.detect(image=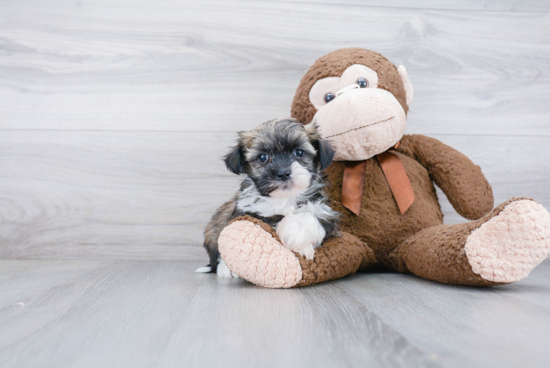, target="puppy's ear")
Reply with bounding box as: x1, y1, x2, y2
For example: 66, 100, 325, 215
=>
305, 122, 335, 170
314, 139, 335, 170
224, 143, 246, 174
